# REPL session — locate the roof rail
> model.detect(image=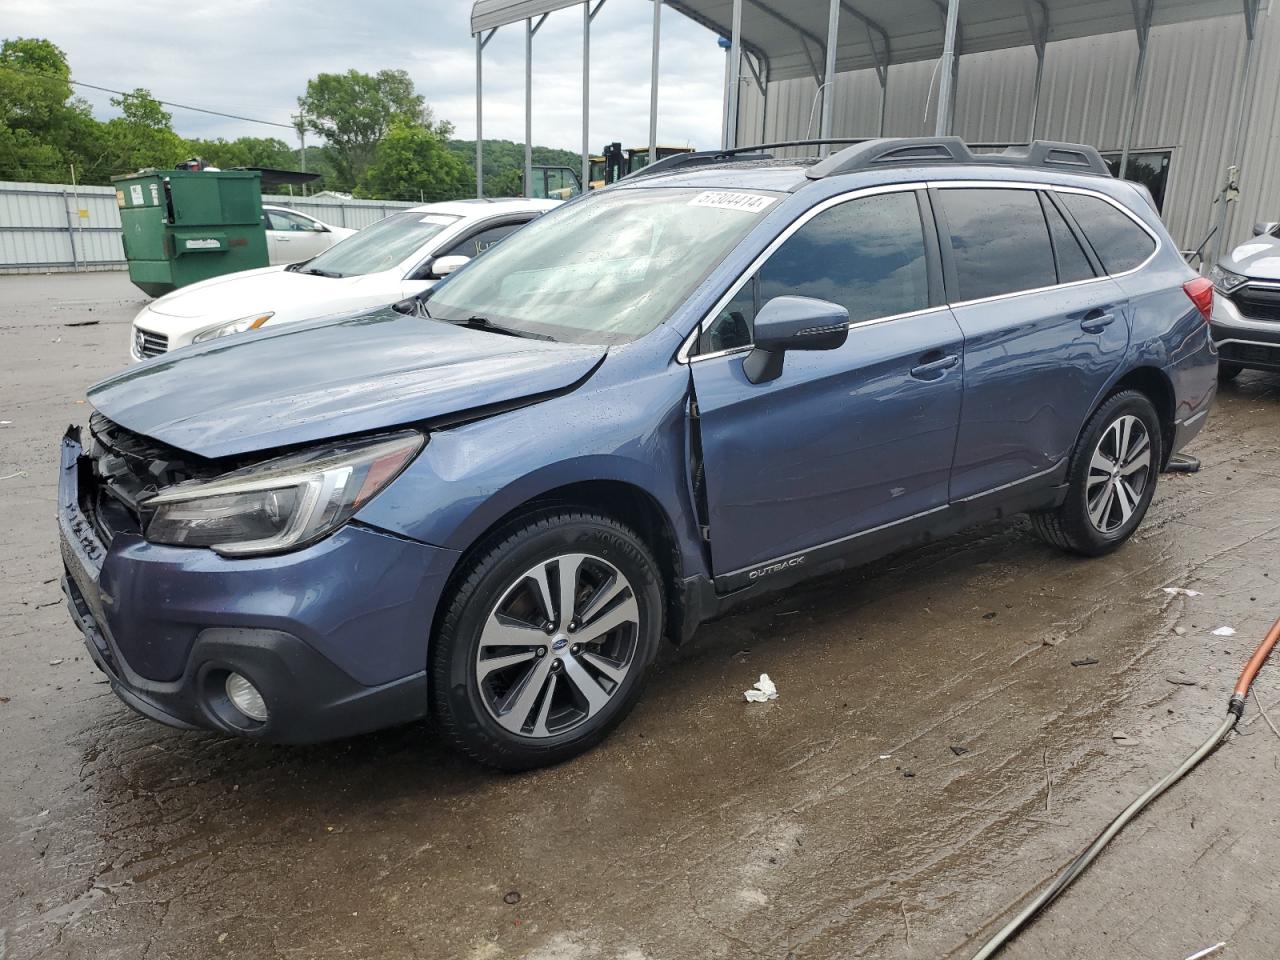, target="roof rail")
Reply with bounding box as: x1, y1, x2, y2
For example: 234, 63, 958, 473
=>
621, 138, 875, 181
806, 137, 1112, 180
